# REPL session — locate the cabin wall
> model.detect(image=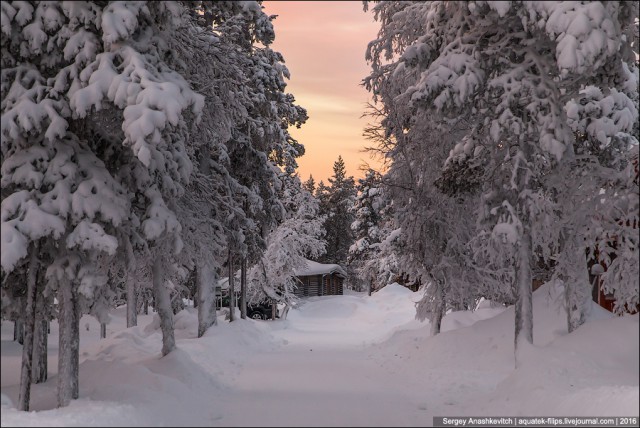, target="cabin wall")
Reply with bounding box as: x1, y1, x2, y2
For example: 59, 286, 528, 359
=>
321, 274, 343, 296
309, 275, 320, 296
296, 274, 345, 297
